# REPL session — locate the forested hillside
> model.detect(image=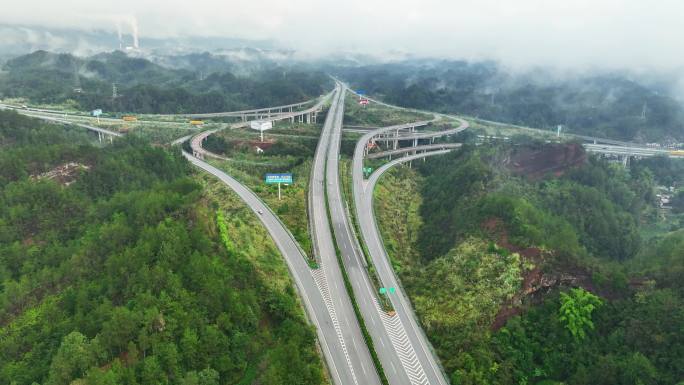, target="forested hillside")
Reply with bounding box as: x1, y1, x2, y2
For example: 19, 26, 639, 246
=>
0, 110, 326, 385
0, 50, 332, 114
374, 143, 684, 385
337, 61, 684, 142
